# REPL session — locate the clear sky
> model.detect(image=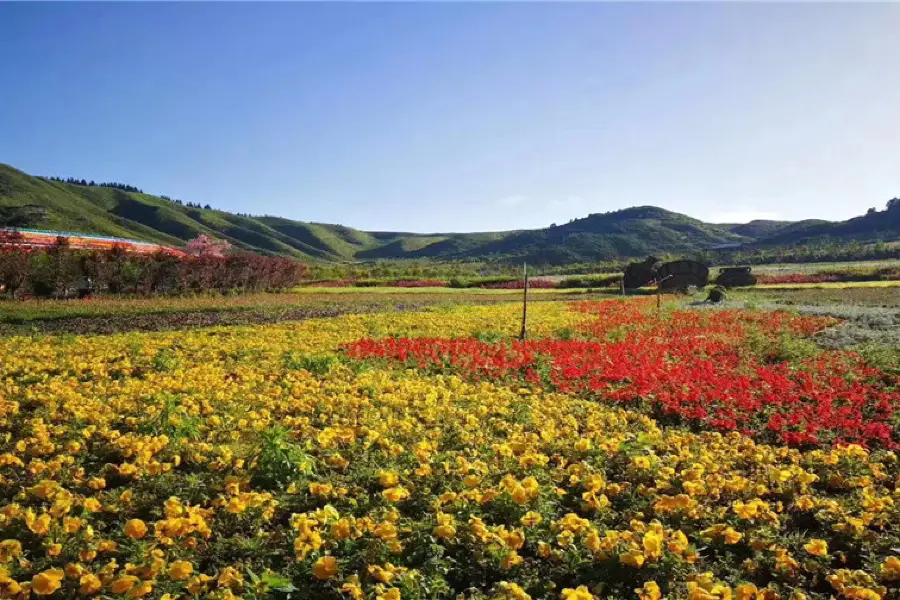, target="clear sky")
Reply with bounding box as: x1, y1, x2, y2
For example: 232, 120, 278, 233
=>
2, 3, 899, 233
